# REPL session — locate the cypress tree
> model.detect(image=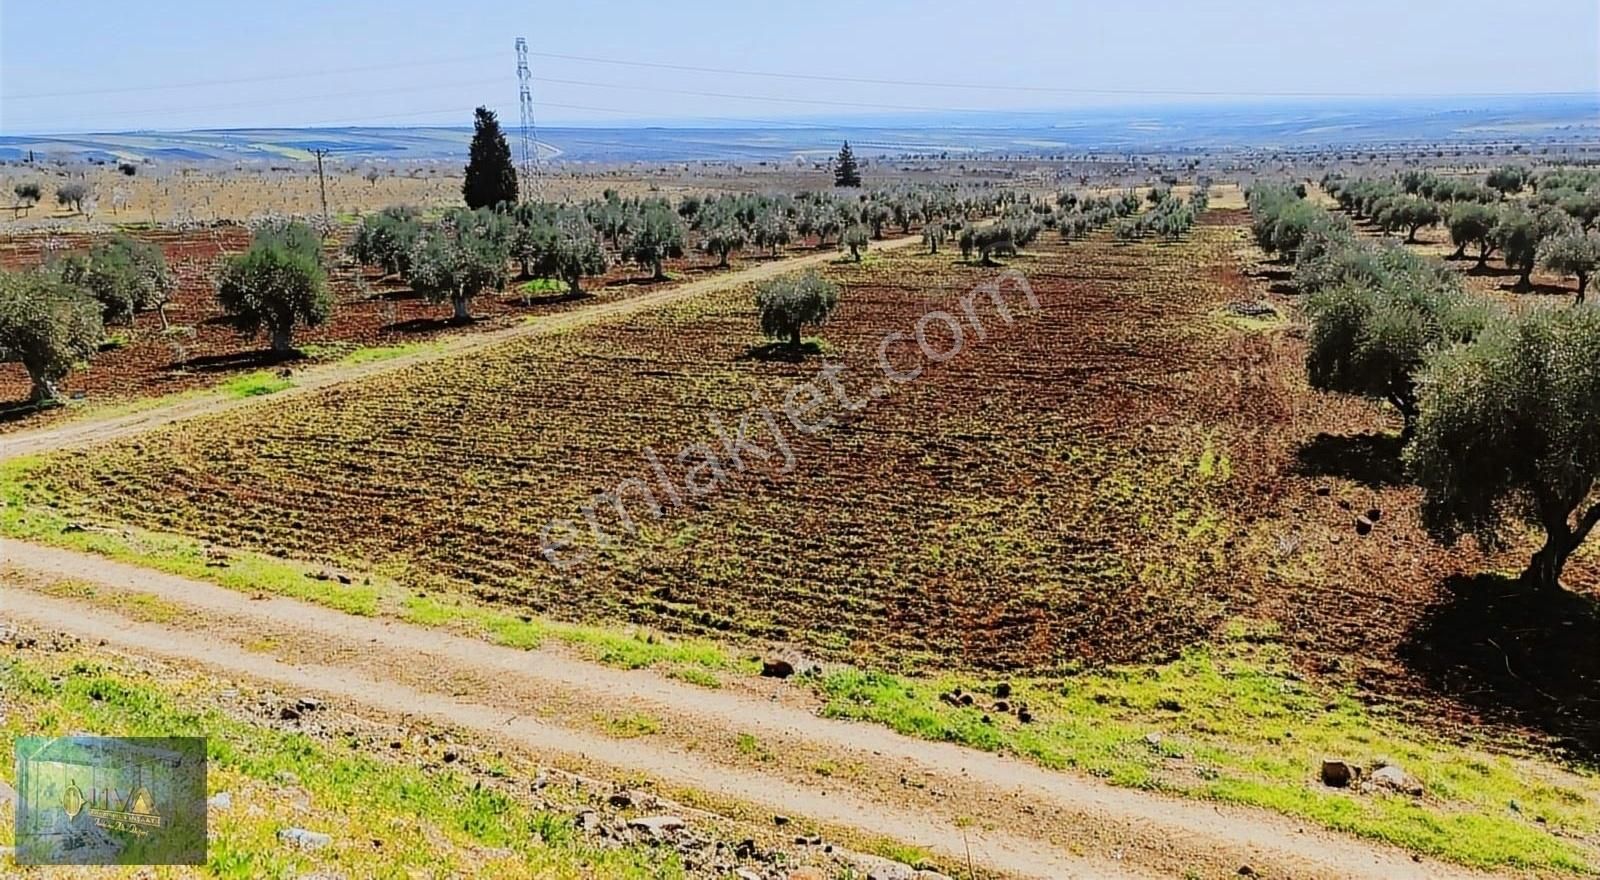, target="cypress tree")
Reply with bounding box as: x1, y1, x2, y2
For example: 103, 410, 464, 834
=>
833, 141, 861, 188
463, 107, 519, 209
